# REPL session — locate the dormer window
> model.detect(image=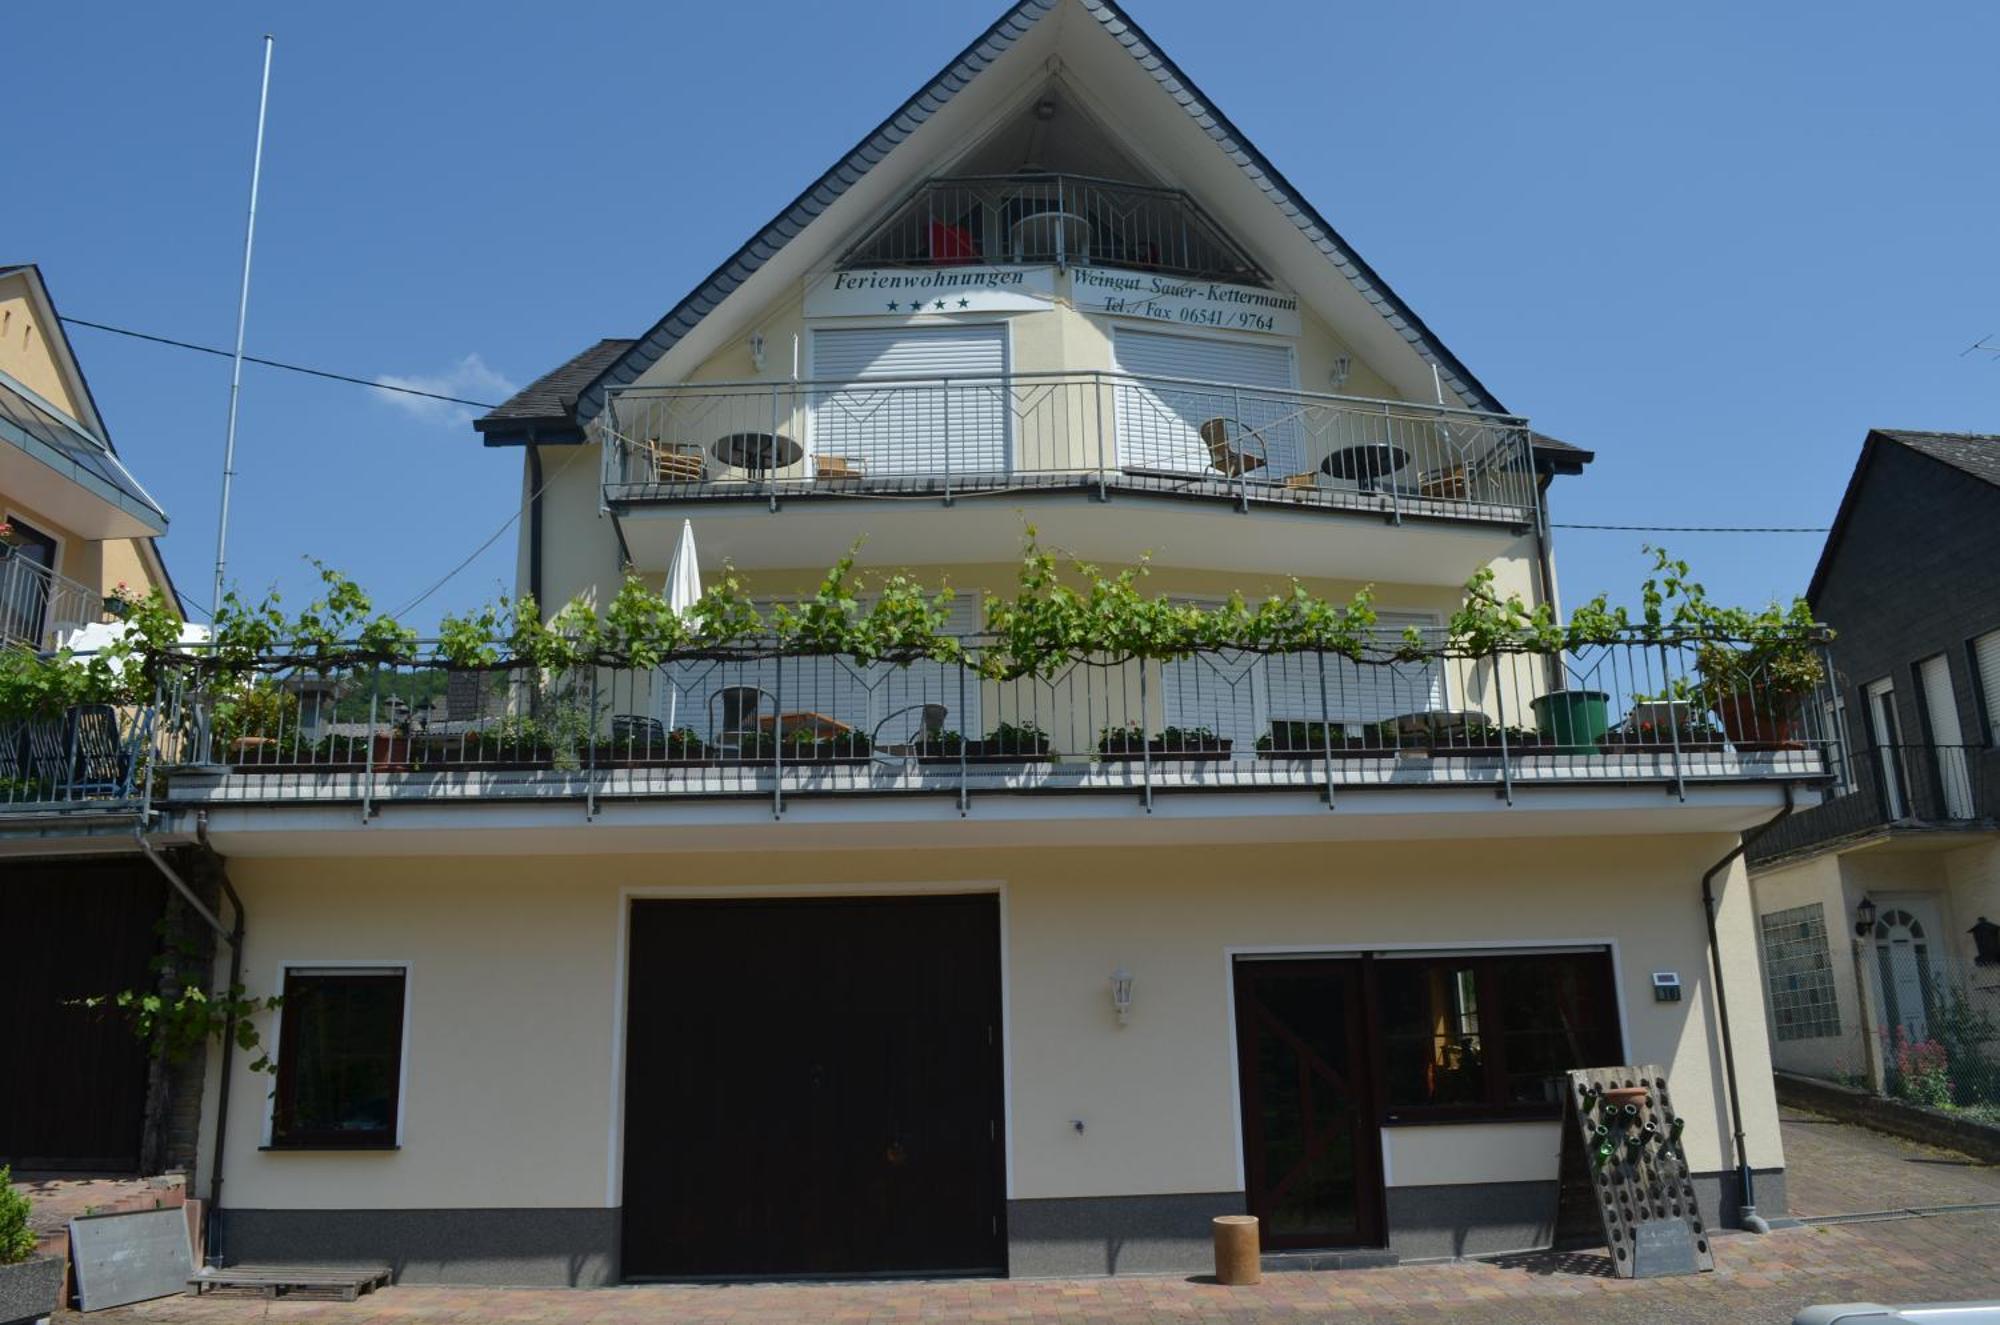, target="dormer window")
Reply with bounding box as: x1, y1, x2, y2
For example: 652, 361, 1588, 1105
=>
842, 174, 1267, 285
